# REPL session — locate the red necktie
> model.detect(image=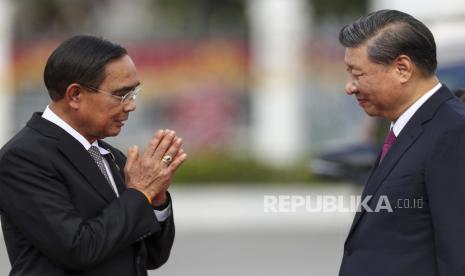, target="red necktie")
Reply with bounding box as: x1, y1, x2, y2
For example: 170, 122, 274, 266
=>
380, 129, 396, 162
